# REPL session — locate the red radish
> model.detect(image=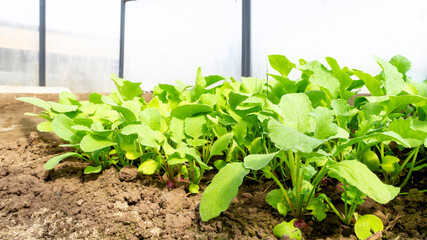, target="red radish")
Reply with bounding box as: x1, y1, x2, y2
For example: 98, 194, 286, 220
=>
293, 219, 308, 229
166, 180, 176, 189
335, 182, 344, 194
